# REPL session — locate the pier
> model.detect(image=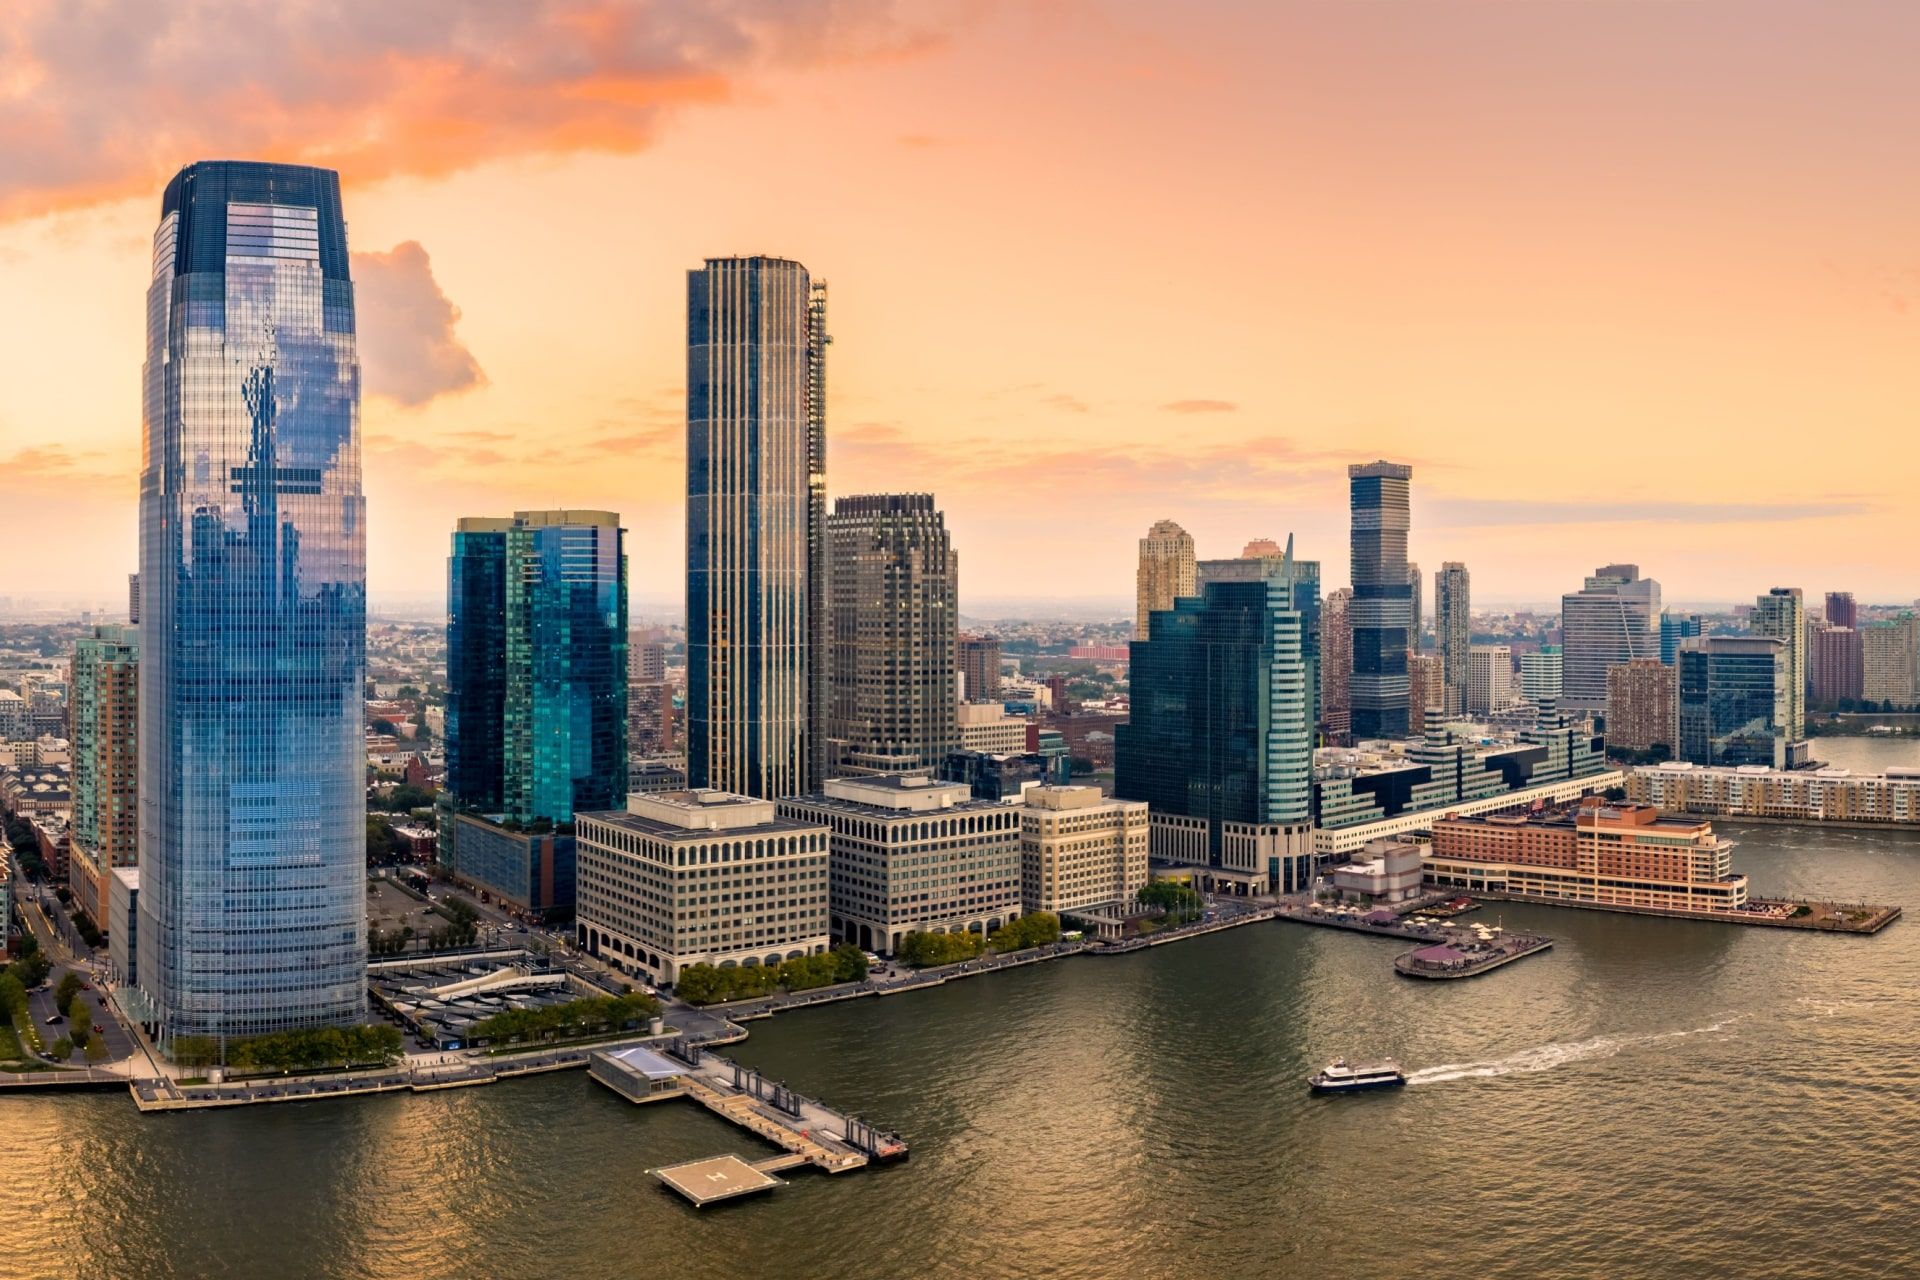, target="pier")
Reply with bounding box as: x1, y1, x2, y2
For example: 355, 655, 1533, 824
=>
591, 1037, 906, 1205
